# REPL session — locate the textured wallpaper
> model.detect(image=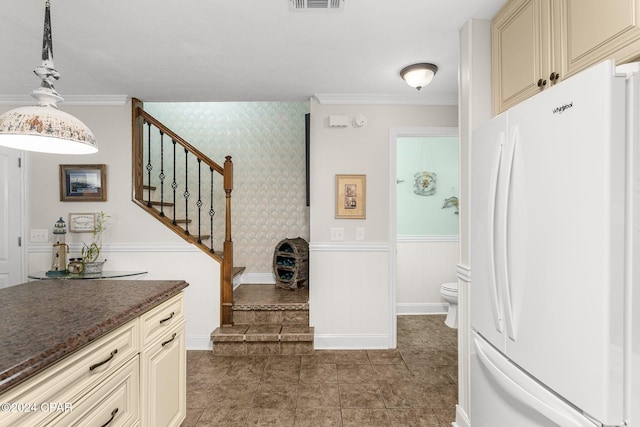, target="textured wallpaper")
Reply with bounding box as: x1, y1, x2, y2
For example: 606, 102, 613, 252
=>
144, 102, 310, 274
